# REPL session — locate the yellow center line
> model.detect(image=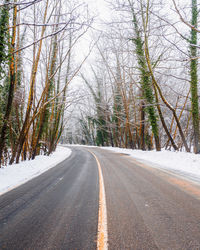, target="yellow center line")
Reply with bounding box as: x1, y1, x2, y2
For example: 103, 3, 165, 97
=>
87, 149, 108, 250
